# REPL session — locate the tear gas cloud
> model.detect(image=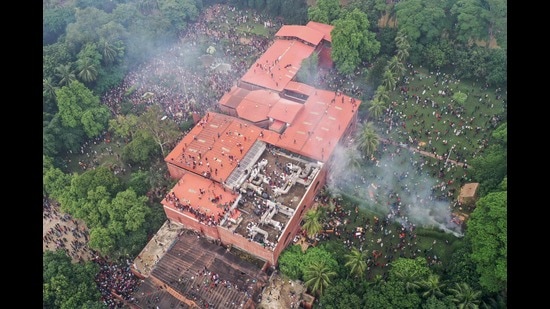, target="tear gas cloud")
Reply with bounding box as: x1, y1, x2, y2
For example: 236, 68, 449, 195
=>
326, 140, 463, 237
